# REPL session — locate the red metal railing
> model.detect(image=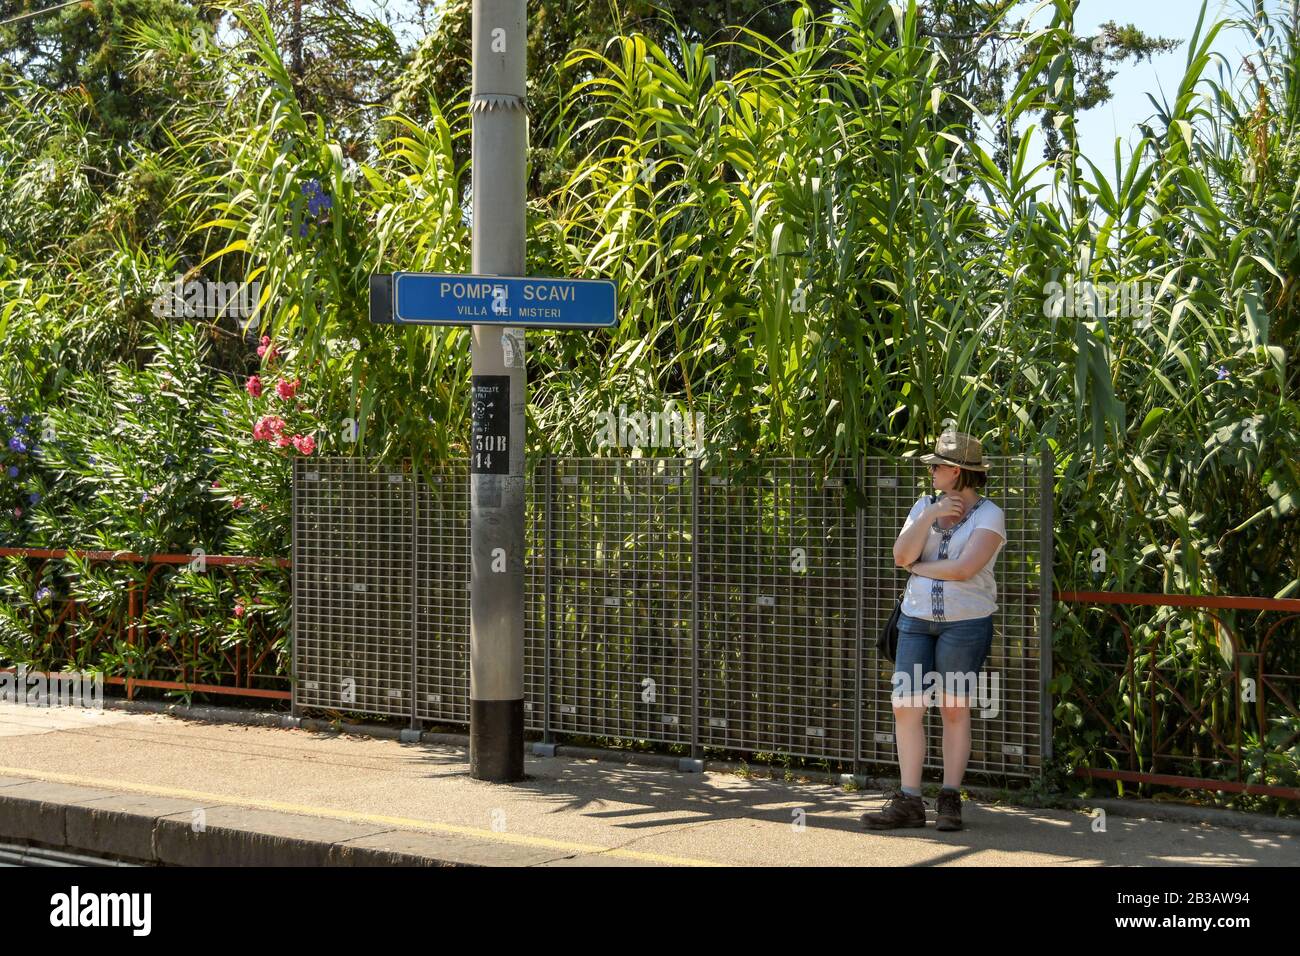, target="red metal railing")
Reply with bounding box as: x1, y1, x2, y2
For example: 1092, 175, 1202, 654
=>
0, 548, 291, 702
1054, 590, 1300, 801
